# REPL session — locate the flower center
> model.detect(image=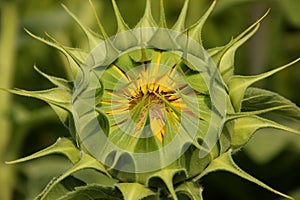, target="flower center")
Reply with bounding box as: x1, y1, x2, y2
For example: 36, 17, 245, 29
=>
100, 51, 197, 144
127, 83, 181, 142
